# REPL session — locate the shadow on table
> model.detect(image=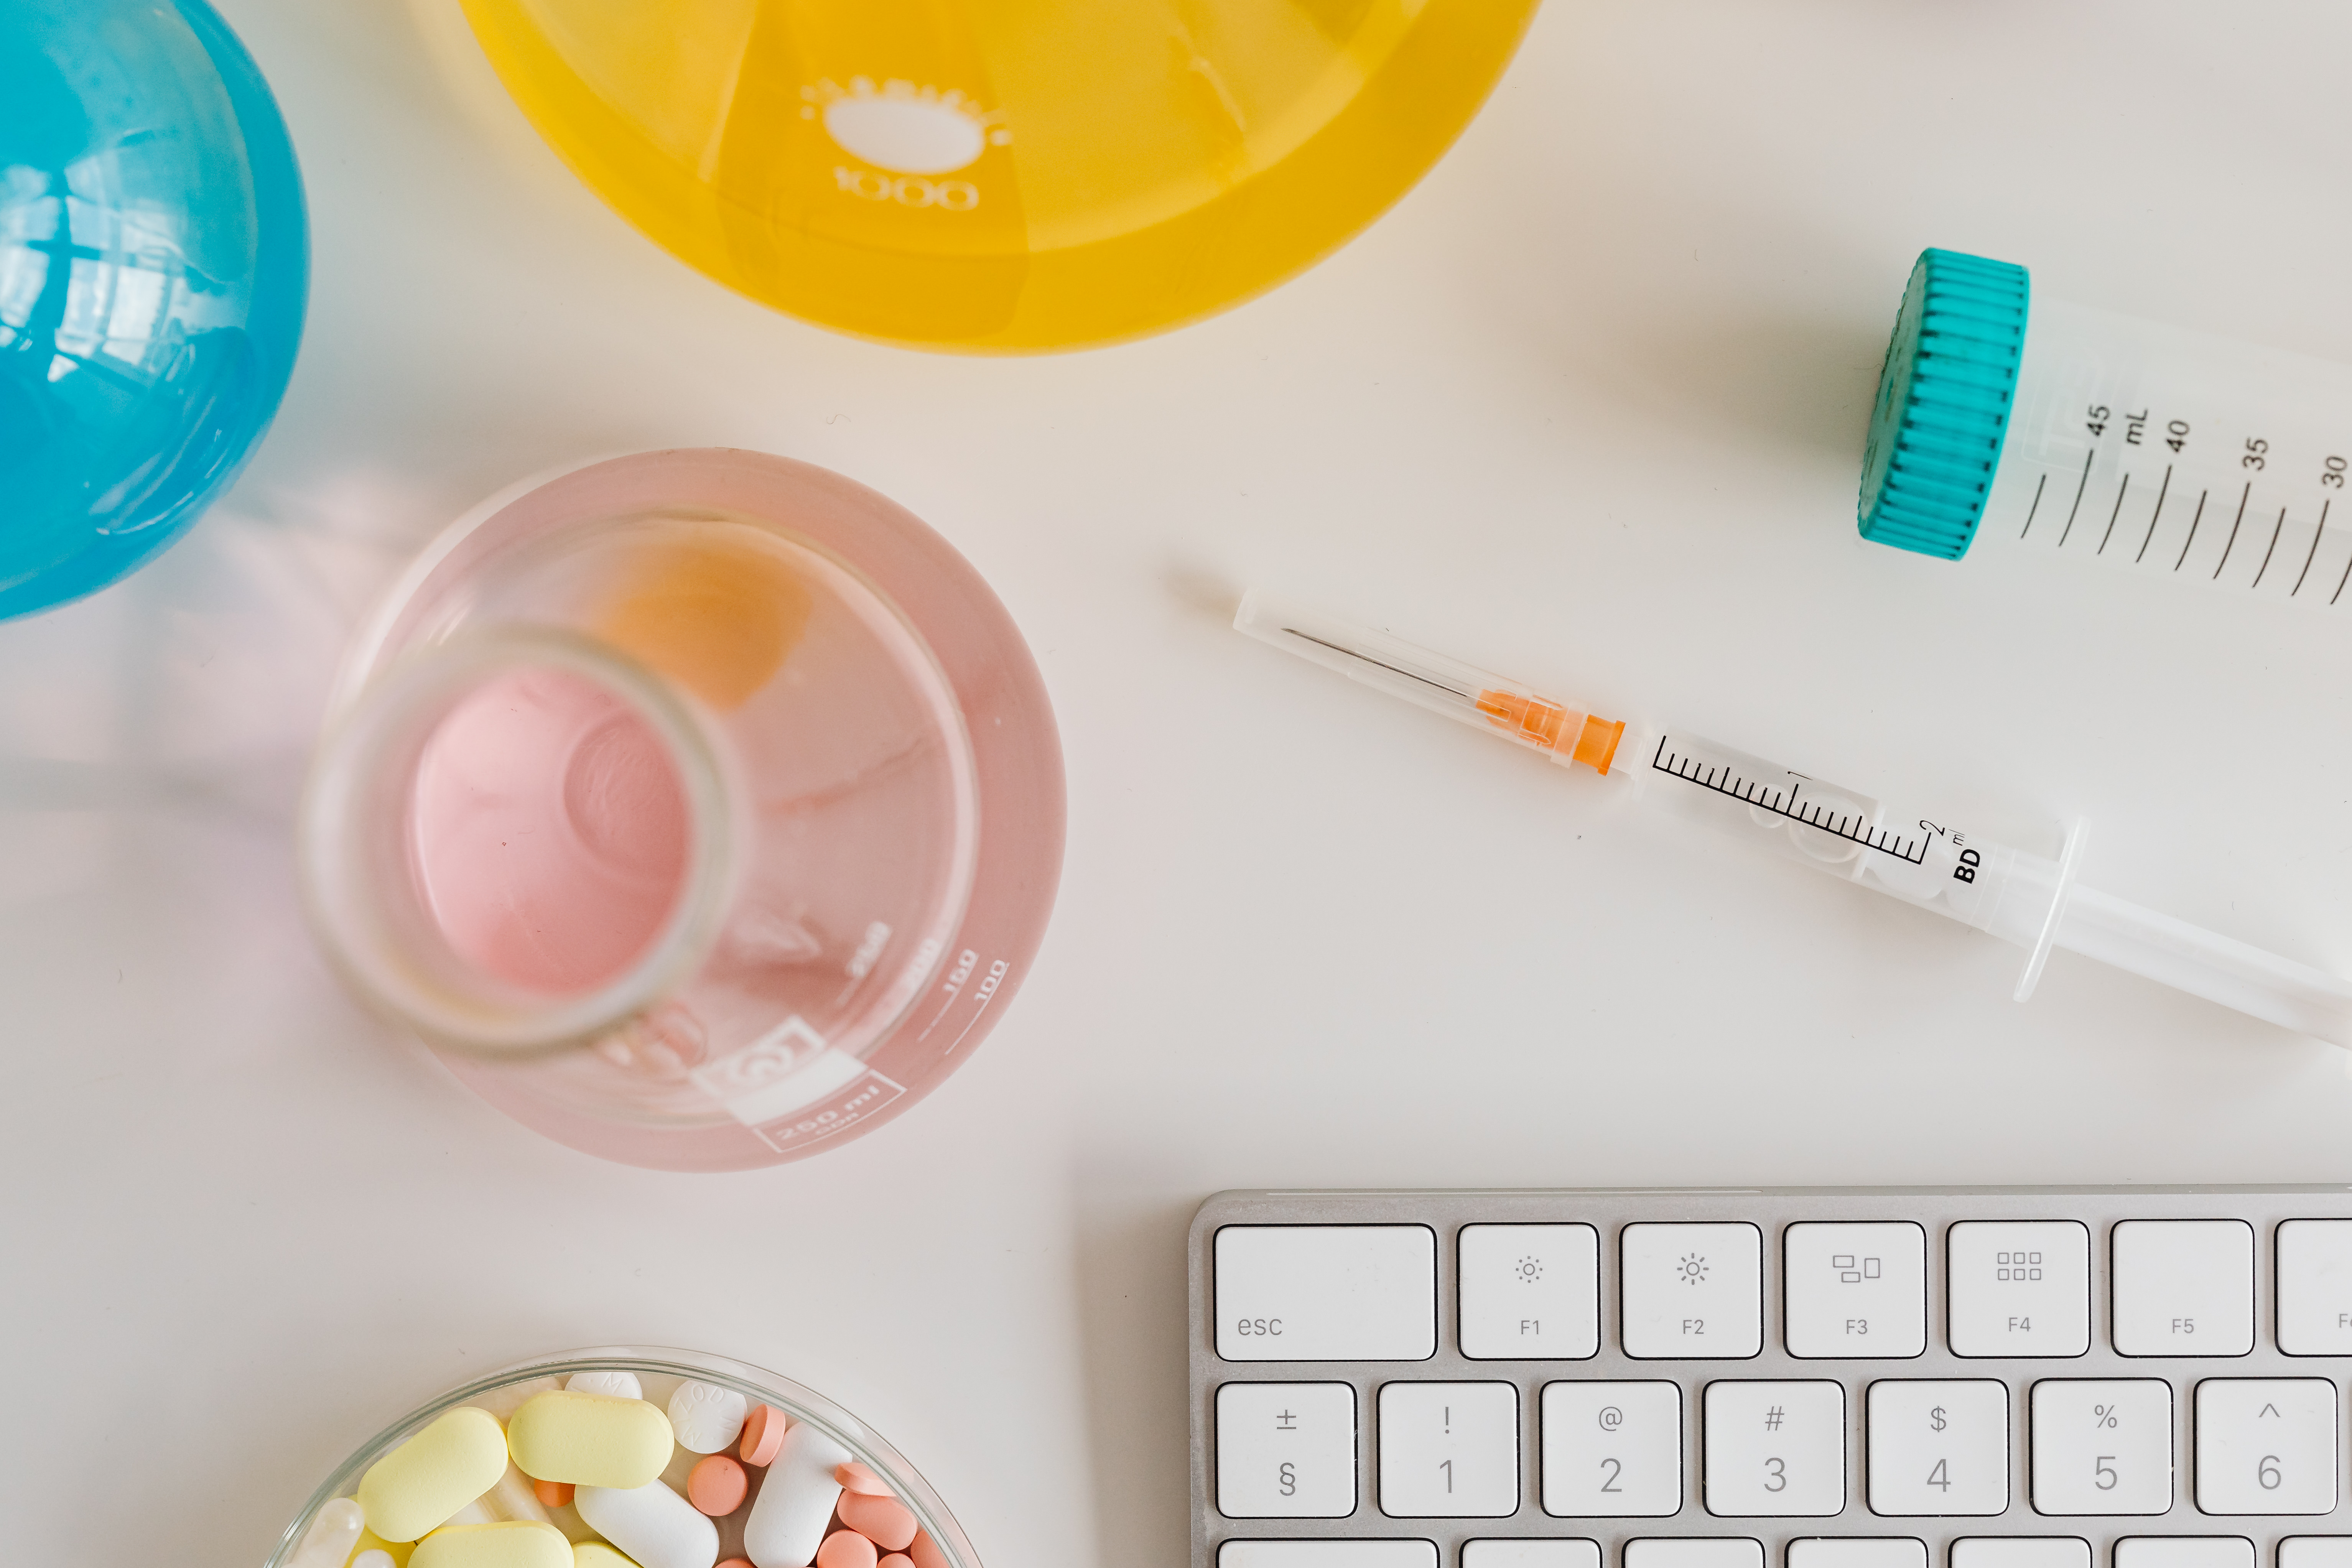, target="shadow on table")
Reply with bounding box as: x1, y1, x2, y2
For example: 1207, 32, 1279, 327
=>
1070, 1164, 1202, 1568
1589, 306, 1890, 466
